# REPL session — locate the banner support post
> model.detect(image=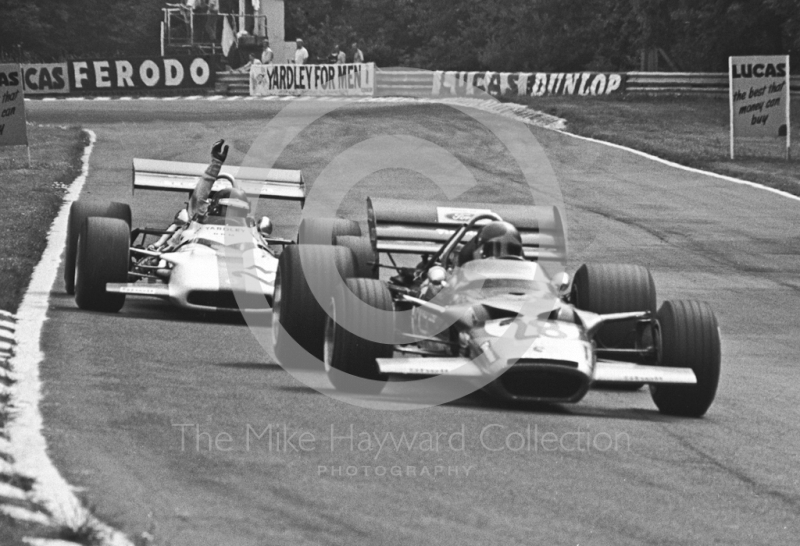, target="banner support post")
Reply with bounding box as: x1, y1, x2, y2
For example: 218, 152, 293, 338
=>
786, 55, 791, 161
728, 56, 735, 160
